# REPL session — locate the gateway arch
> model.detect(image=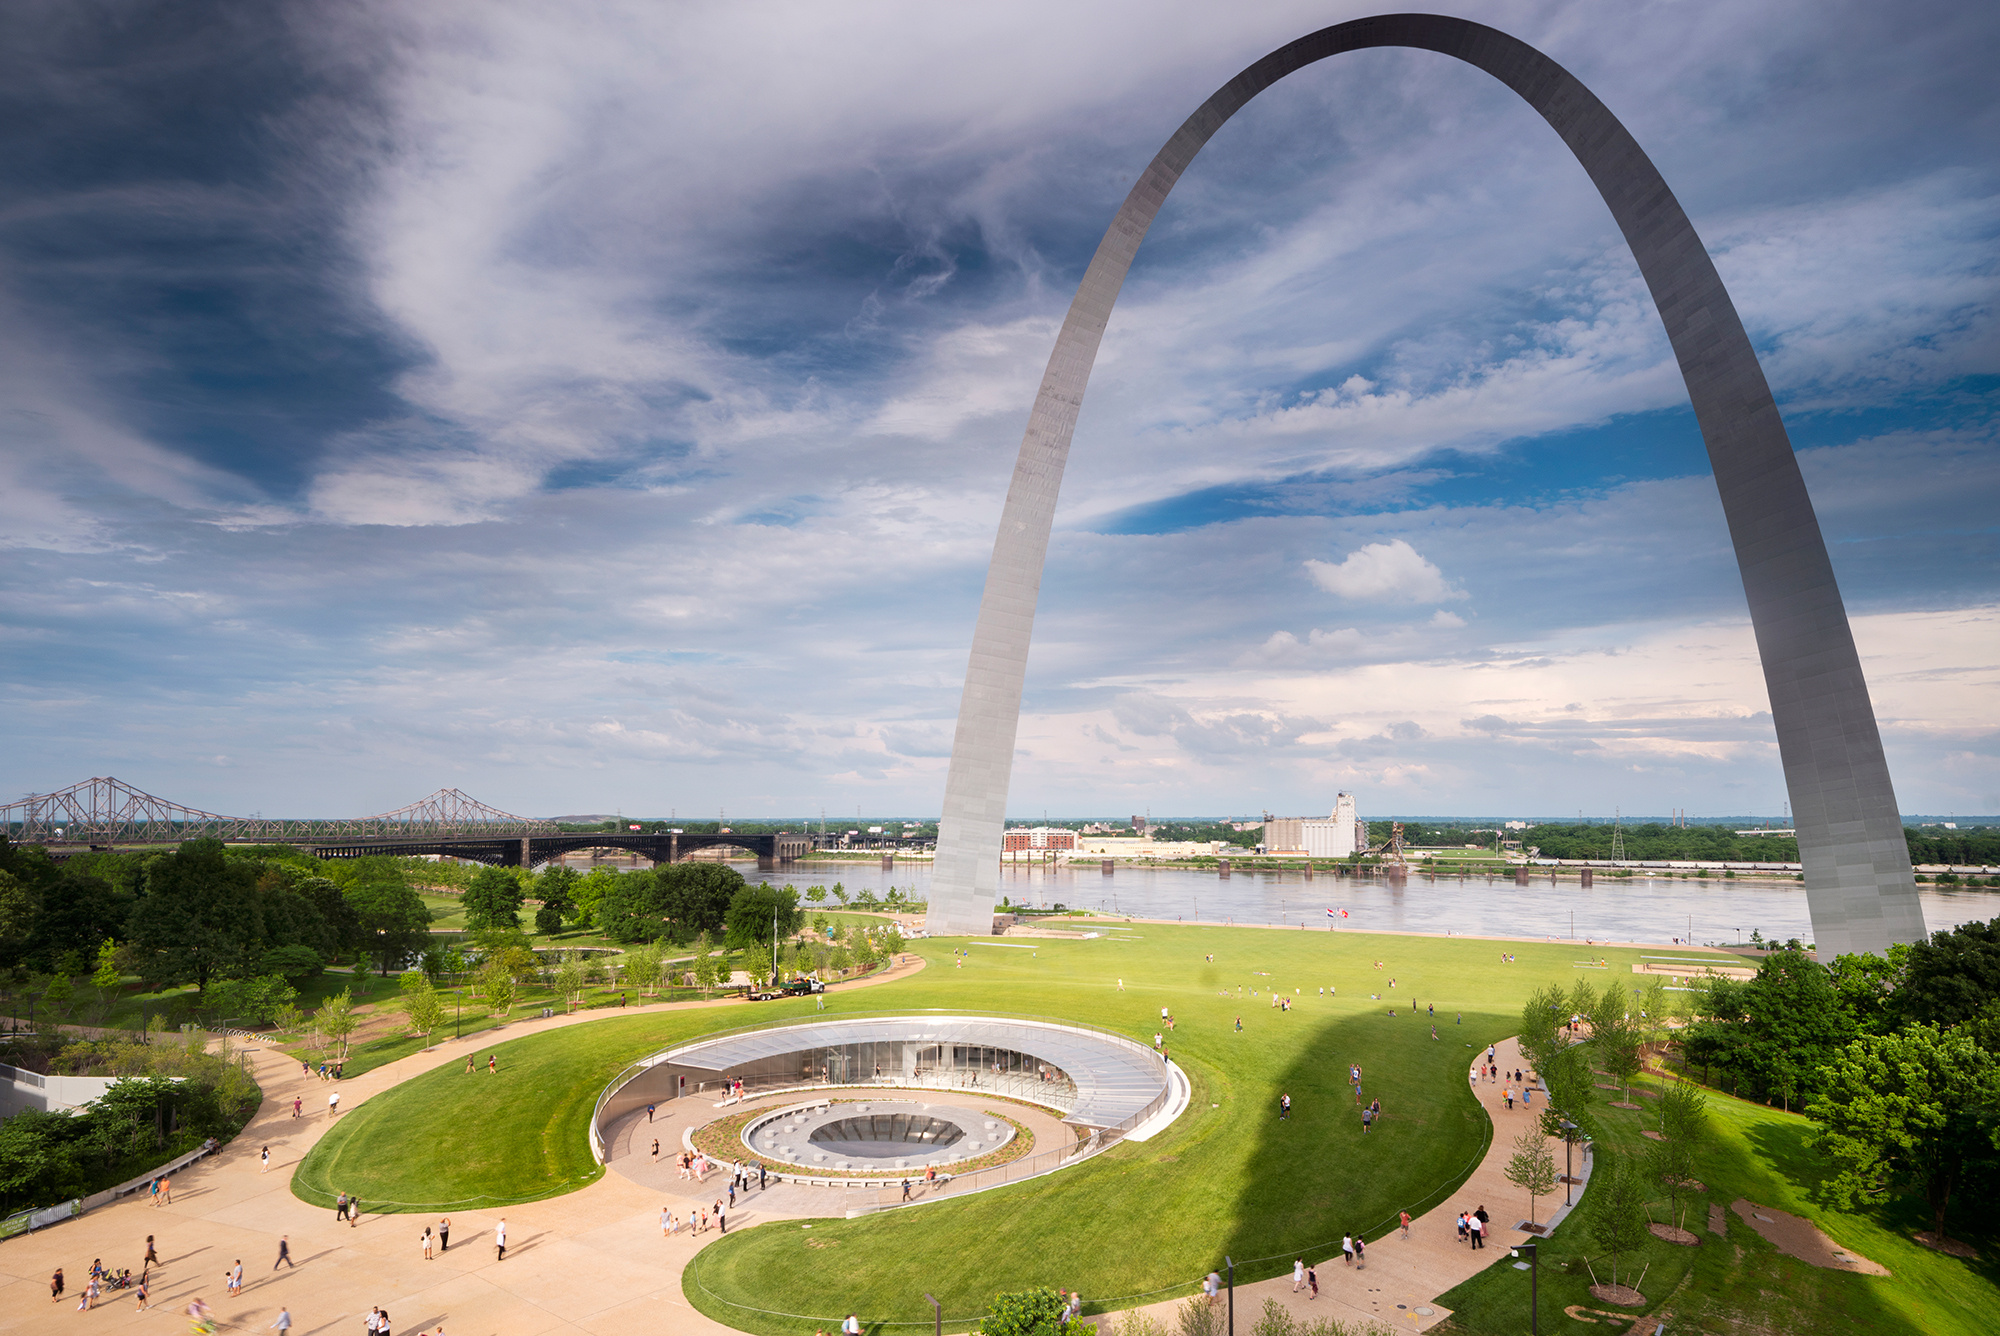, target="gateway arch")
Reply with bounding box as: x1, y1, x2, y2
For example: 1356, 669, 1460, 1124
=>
928, 13, 1926, 959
